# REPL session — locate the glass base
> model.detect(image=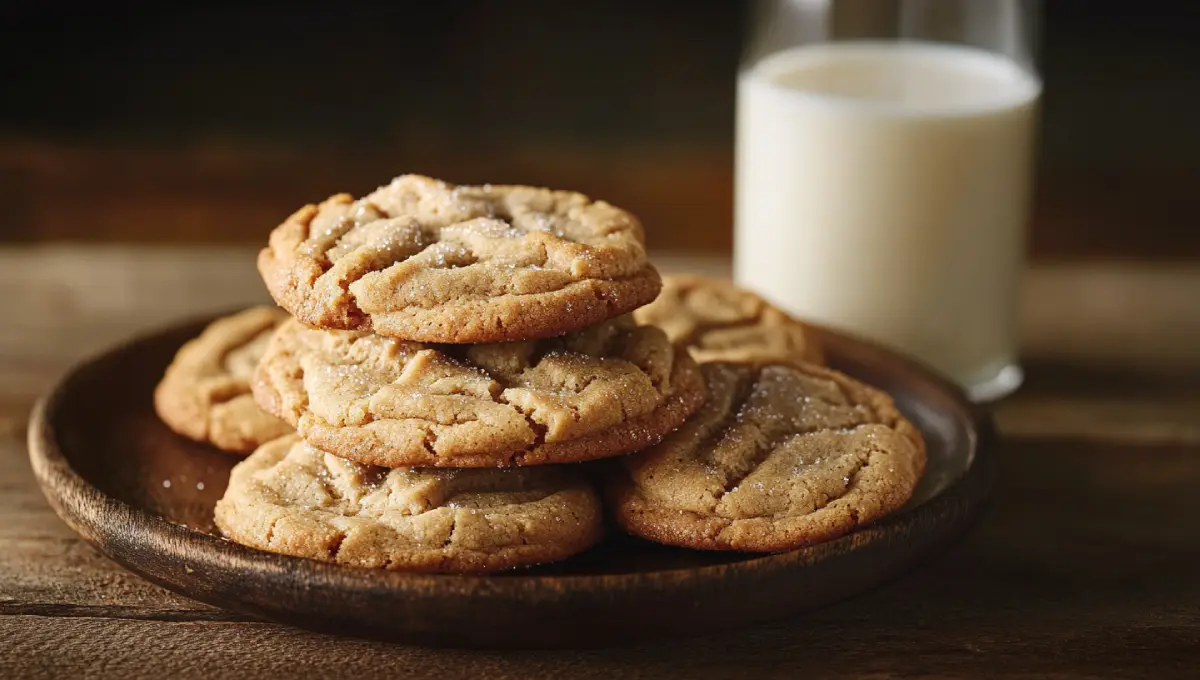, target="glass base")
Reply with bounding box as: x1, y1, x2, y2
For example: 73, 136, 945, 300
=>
964, 362, 1024, 403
